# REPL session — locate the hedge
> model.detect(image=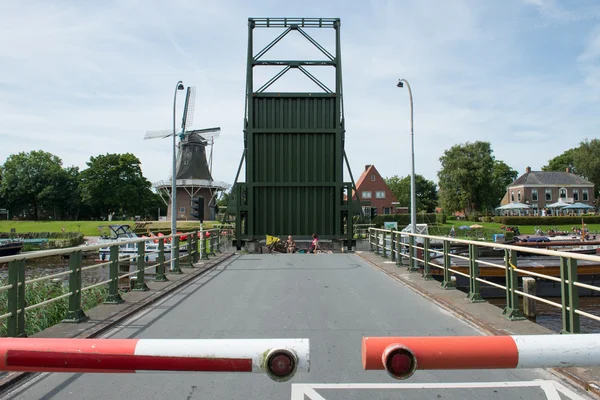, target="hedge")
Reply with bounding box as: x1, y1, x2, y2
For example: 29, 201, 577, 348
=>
492, 216, 600, 226
0, 232, 83, 239
372, 213, 444, 227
